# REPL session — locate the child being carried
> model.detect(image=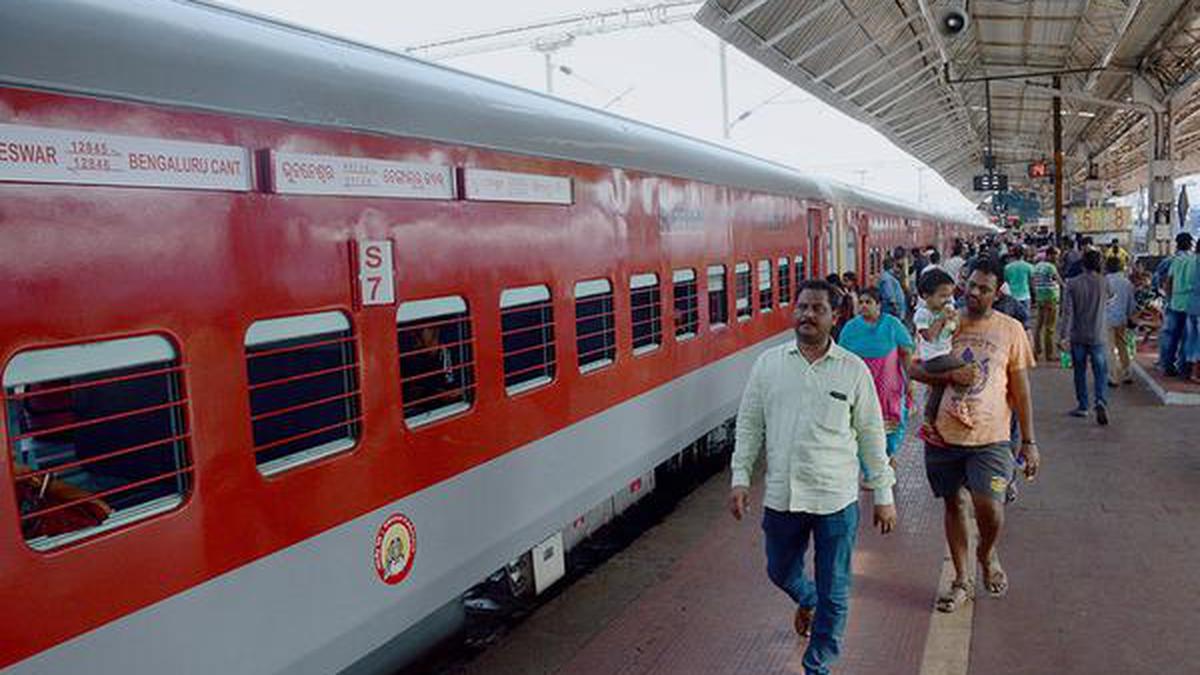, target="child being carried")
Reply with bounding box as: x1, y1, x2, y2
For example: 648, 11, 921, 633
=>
914, 268, 972, 439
